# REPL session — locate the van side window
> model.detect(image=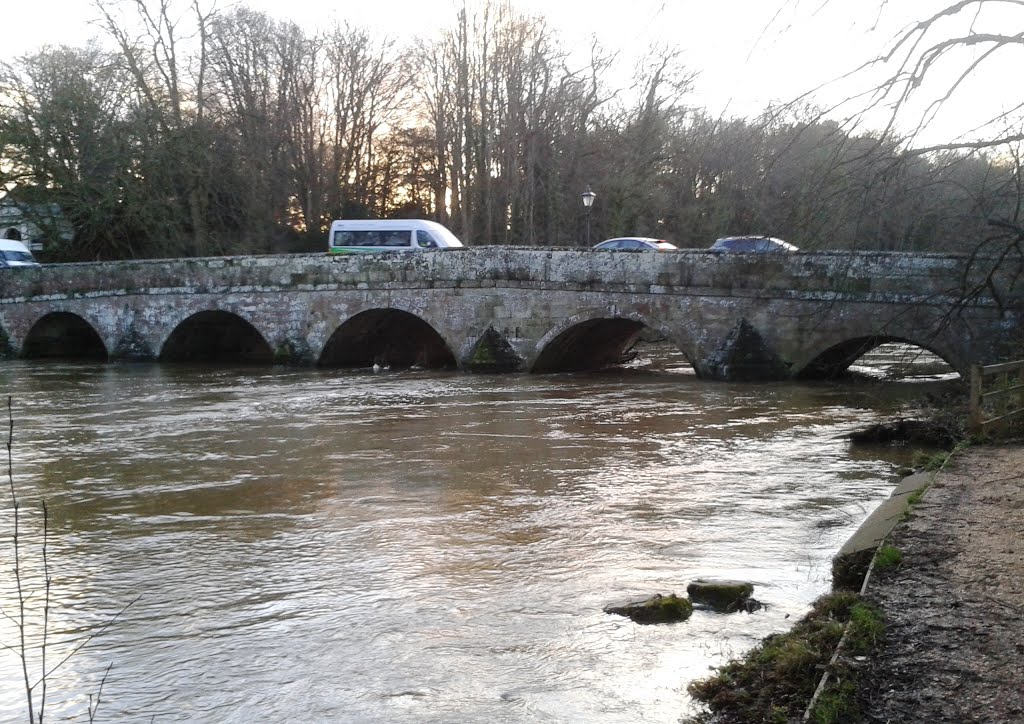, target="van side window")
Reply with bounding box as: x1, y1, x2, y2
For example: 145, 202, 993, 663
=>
334, 230, 369, 246
333, 230, 412, 247
416, 230, 440, 248
383, 231, 411, 247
